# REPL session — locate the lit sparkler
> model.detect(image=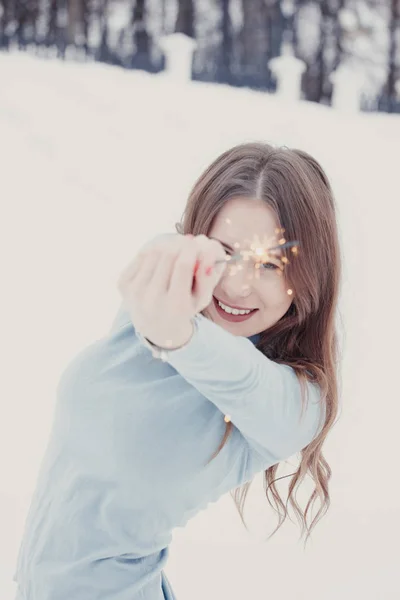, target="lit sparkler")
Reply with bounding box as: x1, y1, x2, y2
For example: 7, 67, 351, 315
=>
215, 233, 299, 268
212, 231, 300, 291
214, 239, 299, 265
191, 226, 300, 297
